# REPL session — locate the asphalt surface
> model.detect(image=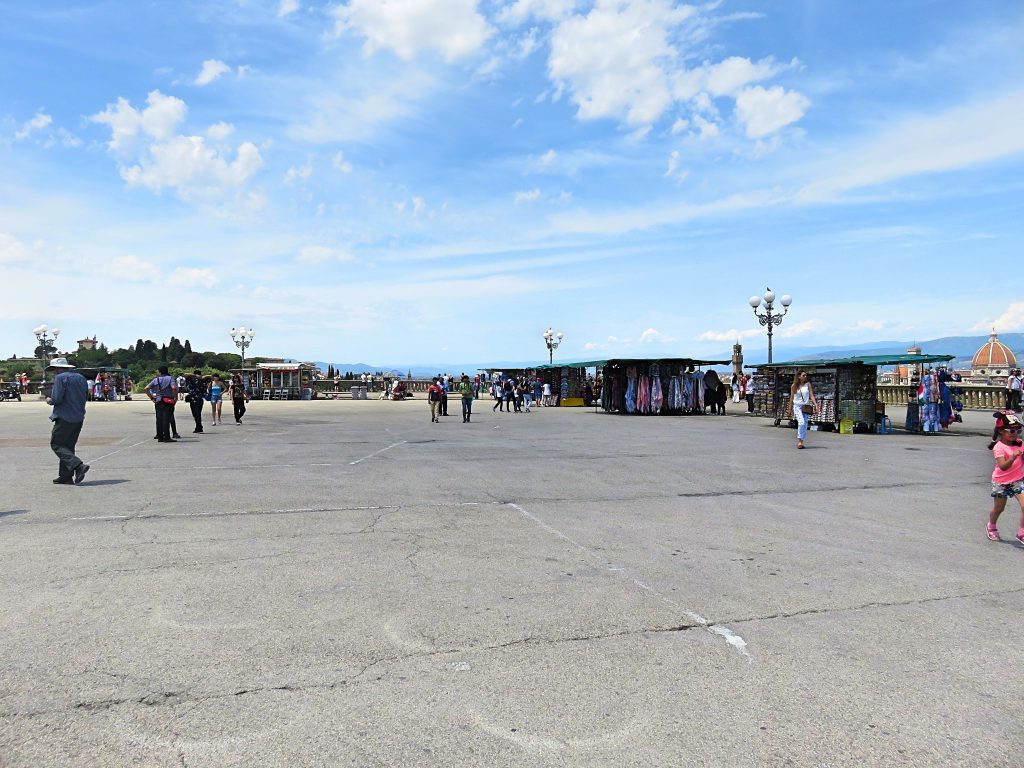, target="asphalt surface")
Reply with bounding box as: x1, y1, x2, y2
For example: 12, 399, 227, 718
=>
1, 396, 1022, 767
